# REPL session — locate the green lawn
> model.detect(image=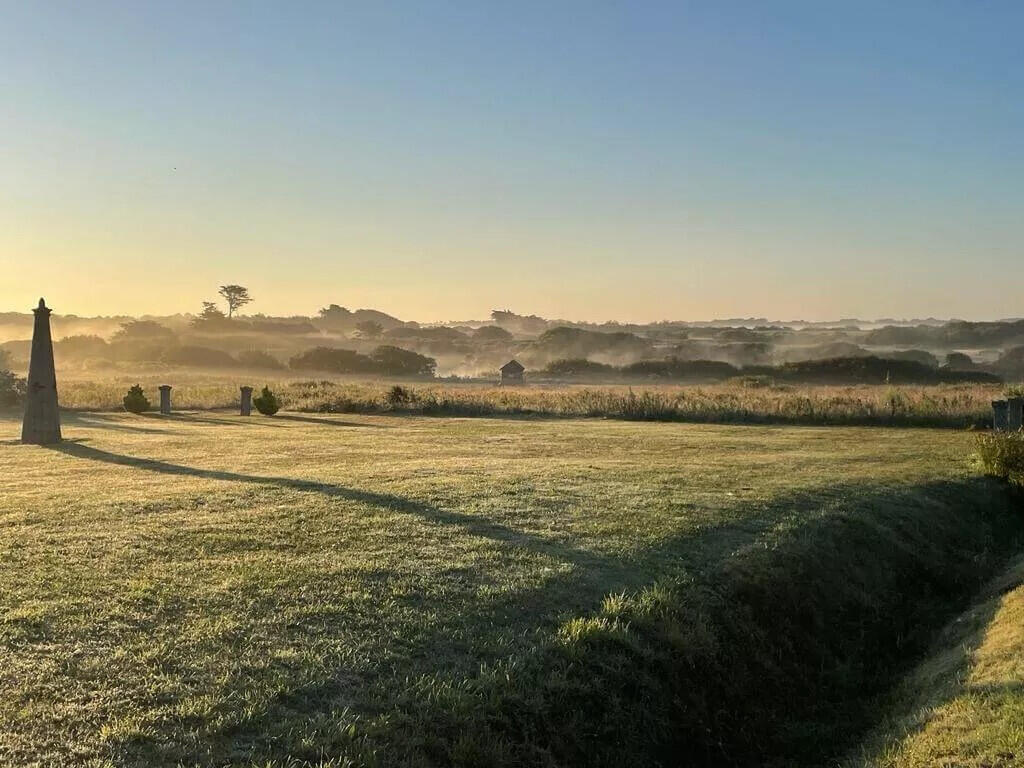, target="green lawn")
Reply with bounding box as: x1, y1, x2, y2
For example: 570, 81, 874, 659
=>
851, 555, 1024, 768
0, 411, 1018, 767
